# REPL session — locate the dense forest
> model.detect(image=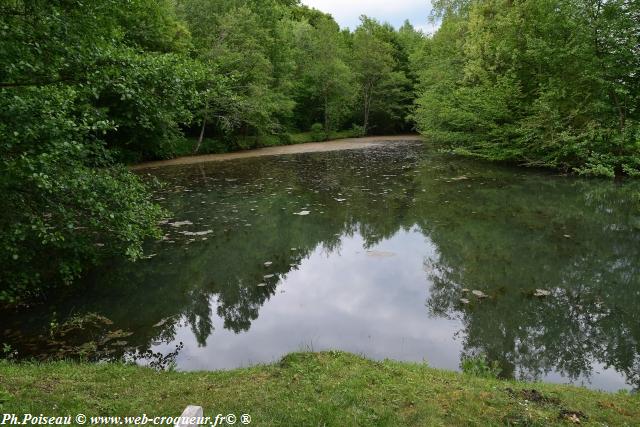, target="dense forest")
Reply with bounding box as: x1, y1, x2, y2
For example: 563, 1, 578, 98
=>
1, 0, 638, 303
418, 0, 640, 178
